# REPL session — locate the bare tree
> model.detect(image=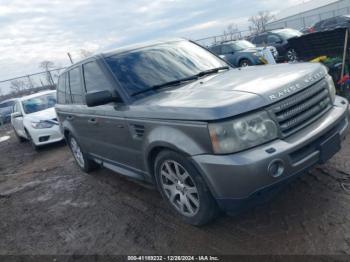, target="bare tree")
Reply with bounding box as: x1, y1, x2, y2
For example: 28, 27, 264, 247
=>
222, 23, 241, 42
39, 60, 55, 86
80, 49, 94, 58
249, 11, 275, 34
10, 79, 27, 93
